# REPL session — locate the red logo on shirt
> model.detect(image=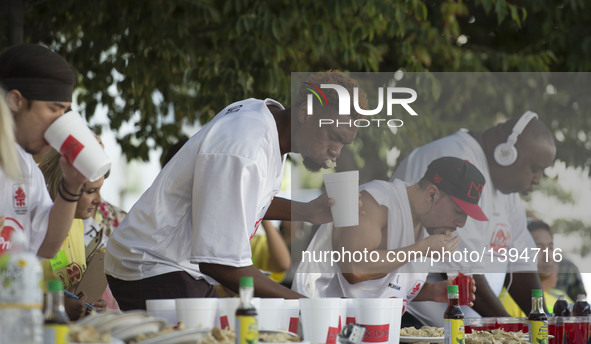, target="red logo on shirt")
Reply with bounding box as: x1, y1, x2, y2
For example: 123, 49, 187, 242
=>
490, 224, 511, 252
56, 262, 84, 290
59, 135, 84, 163
0, 218, 24, 255
249, 218, 263, 241
407, 281, 423, 298
13, 186, 26, 207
